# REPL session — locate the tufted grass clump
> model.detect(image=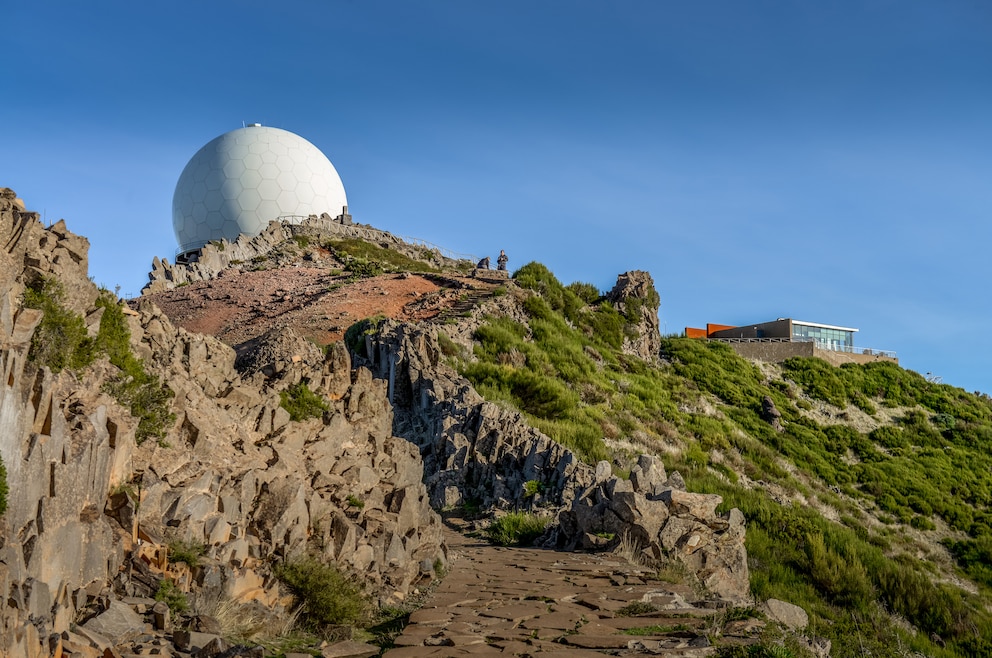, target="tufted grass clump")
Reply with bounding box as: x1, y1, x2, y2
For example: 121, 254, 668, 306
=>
275, 557, 369, 628
279, 382, 329, 422
485, 512, 550, 546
